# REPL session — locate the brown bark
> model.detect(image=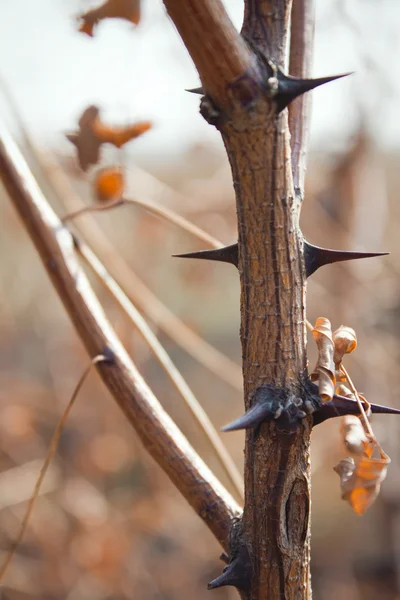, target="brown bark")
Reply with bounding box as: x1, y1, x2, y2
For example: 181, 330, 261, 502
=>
164, 0, 312, 598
